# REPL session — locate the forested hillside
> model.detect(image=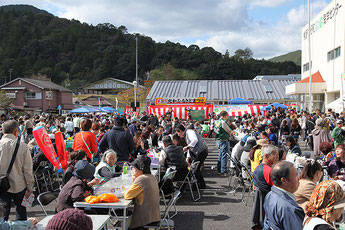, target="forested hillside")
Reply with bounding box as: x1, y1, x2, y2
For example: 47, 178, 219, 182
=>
269, 50, 301, 65
0, 5, 301, 90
